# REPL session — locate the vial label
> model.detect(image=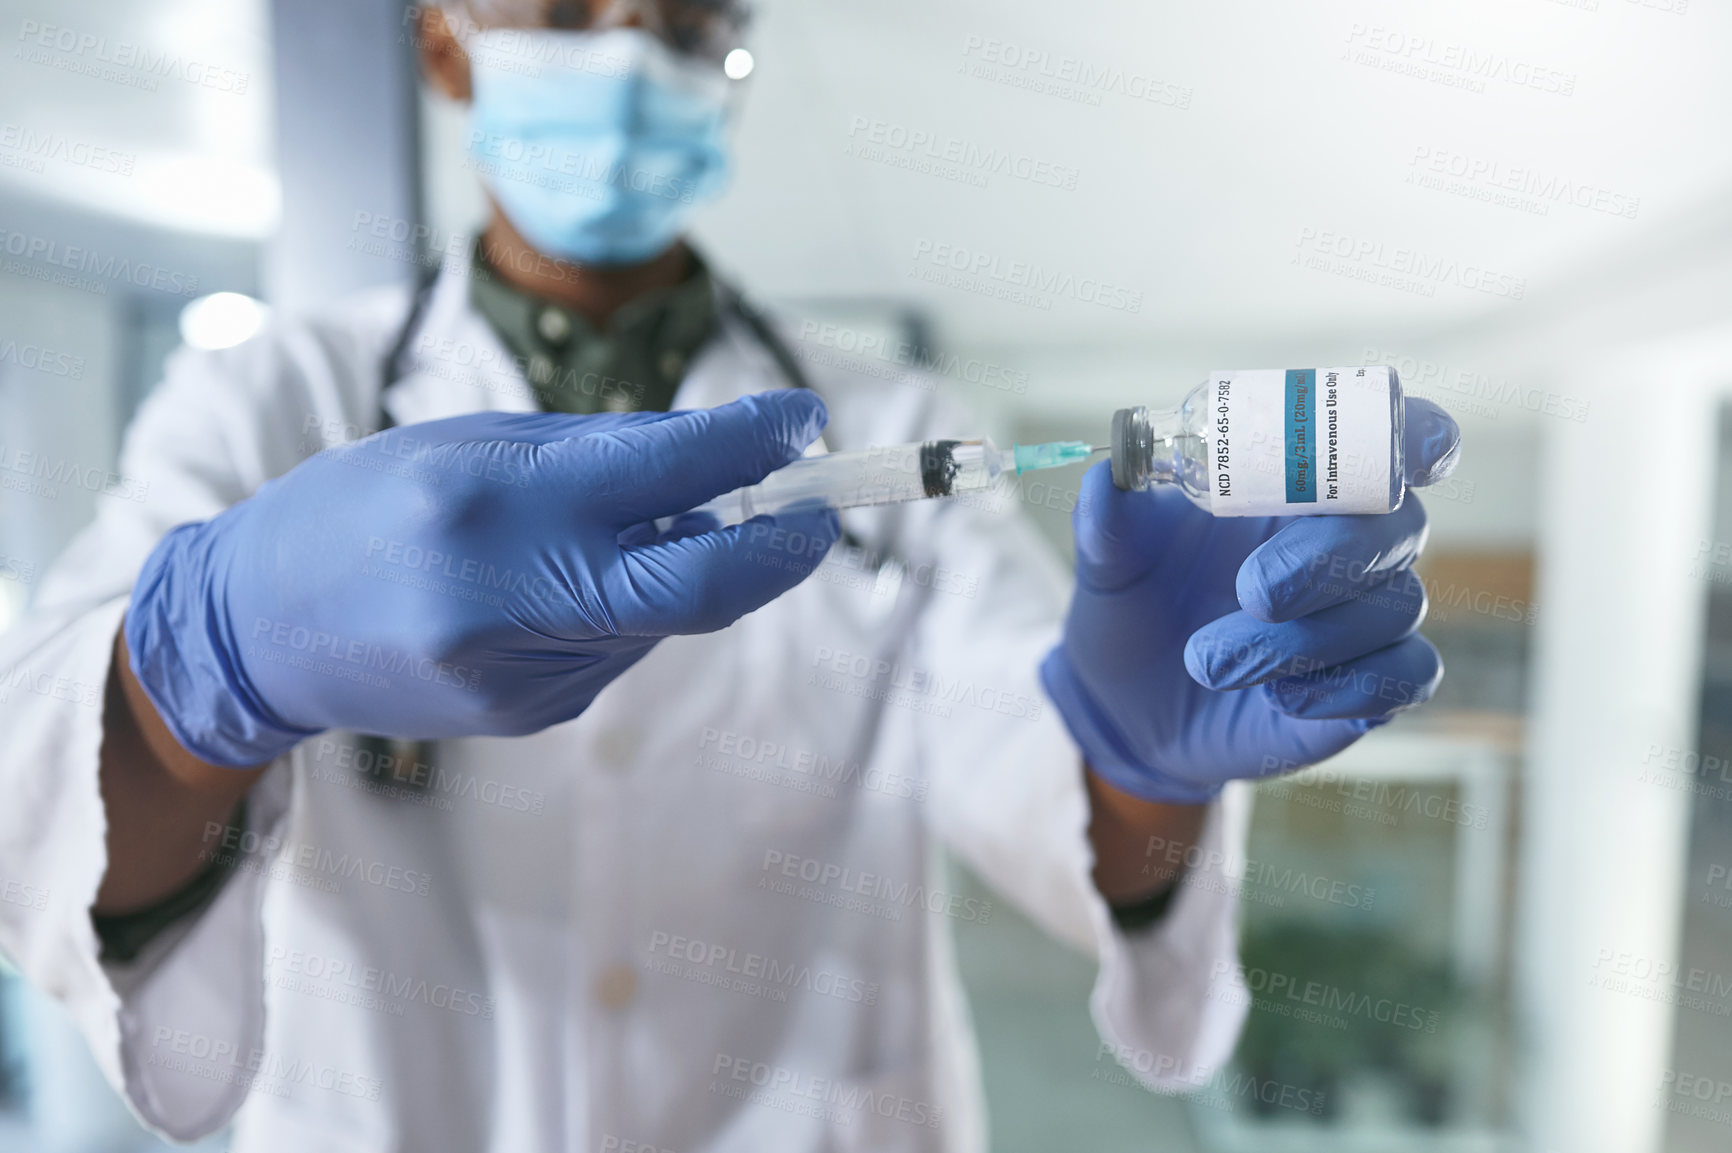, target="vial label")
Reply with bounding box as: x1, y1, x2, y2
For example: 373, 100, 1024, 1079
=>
1207, 366, 1395, 516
